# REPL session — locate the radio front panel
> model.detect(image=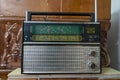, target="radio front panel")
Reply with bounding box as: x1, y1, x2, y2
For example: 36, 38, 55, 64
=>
23, 22, 100, 42
22, 21, 101, 74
